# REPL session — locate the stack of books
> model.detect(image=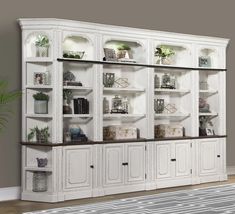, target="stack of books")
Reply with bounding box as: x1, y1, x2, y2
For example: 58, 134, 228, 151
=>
73, 98, 89, 114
